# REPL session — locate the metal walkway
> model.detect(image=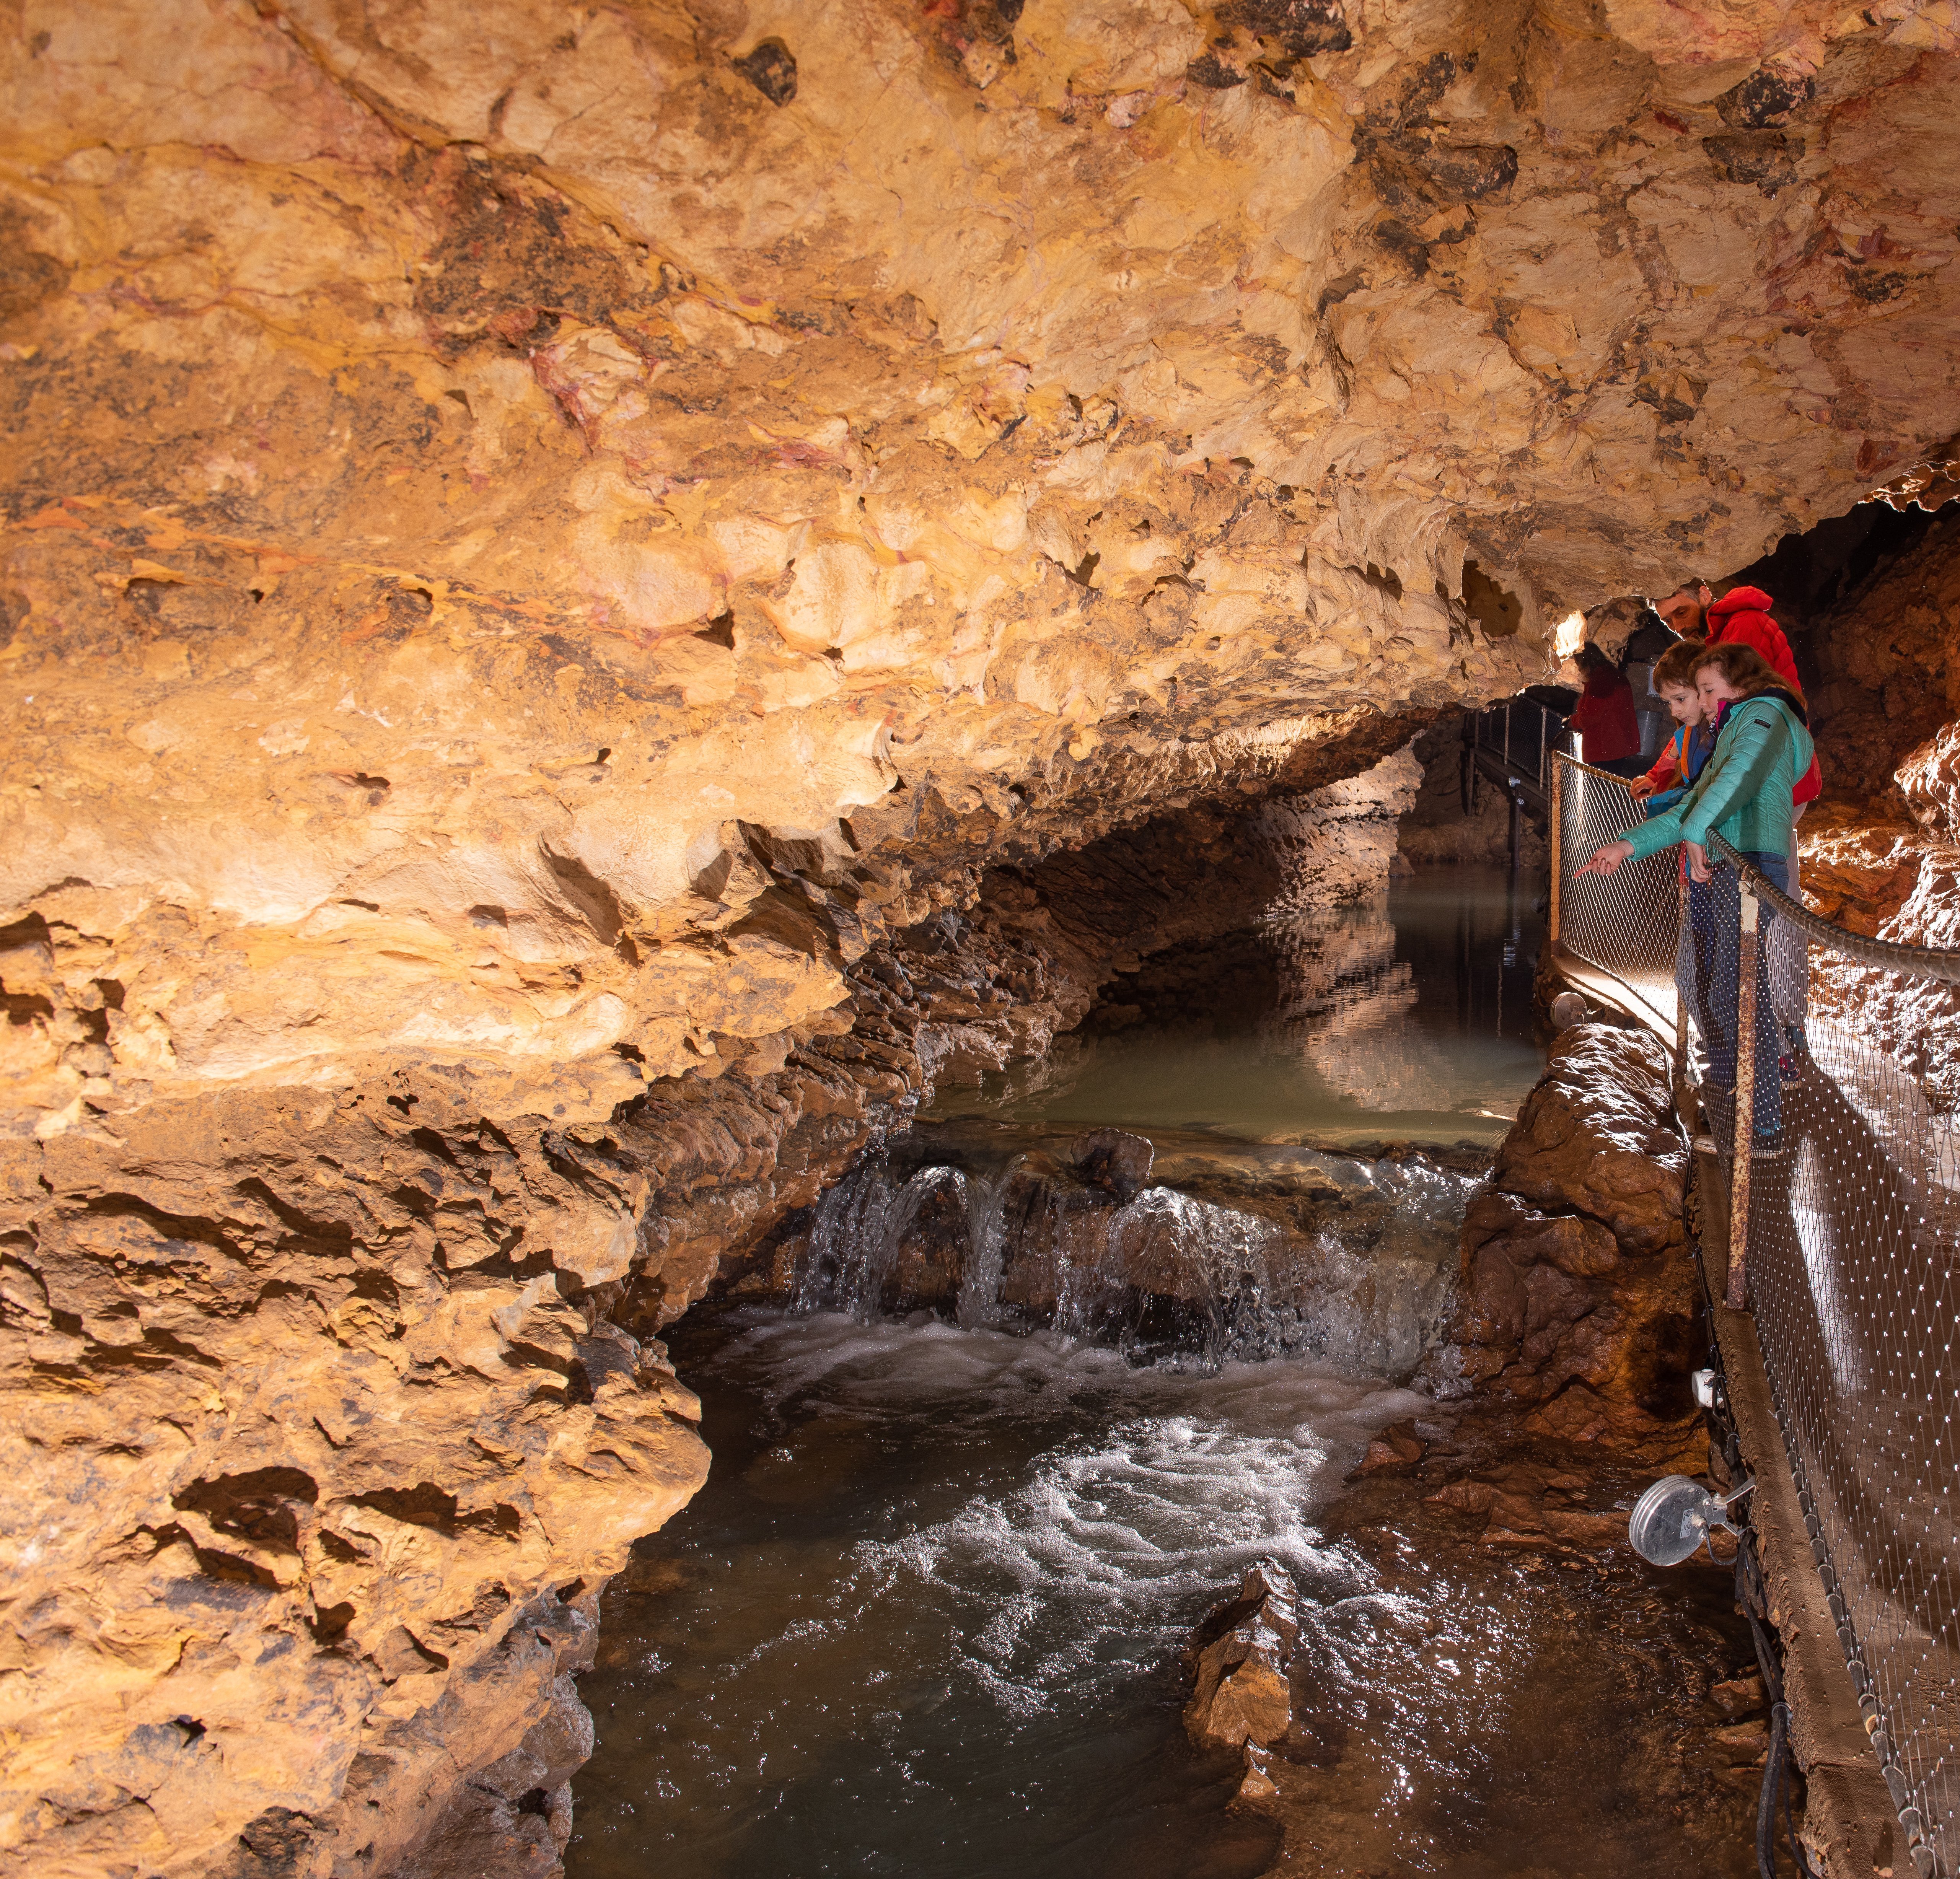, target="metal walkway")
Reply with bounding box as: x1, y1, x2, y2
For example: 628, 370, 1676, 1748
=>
1462, 697, 1571, 871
